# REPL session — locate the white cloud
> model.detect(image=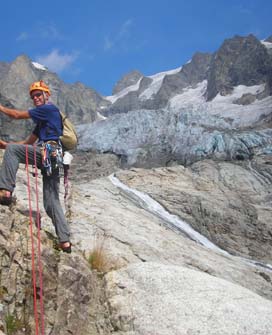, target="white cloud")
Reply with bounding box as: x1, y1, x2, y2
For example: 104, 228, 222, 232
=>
16, 32, 29, 41
118, 19, 133, 38
36, 49, 78, 73
16, 24, 64, 43
104, 36, 114, 50
103, 18, 134, 51
40, 24, 64, 40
